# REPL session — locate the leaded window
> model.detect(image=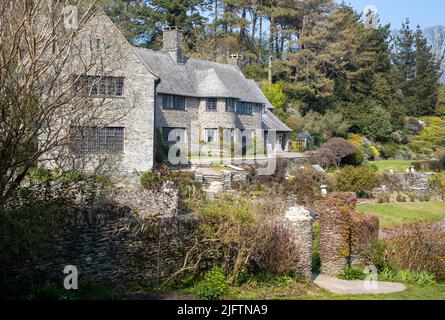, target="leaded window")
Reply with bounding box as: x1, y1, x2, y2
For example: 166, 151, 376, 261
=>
74, 76, 124, 97
71, 127, 124, 154
206, 98, 218, 111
